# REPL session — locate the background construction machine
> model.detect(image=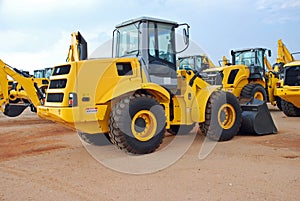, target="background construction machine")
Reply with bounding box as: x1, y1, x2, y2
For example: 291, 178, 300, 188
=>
203, 48, 272, 100
273, 39, 300, 117
177, 54, 215, 71
34, 67, 53, 79
0, 60, 45, 117
37, 17, 248, 154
